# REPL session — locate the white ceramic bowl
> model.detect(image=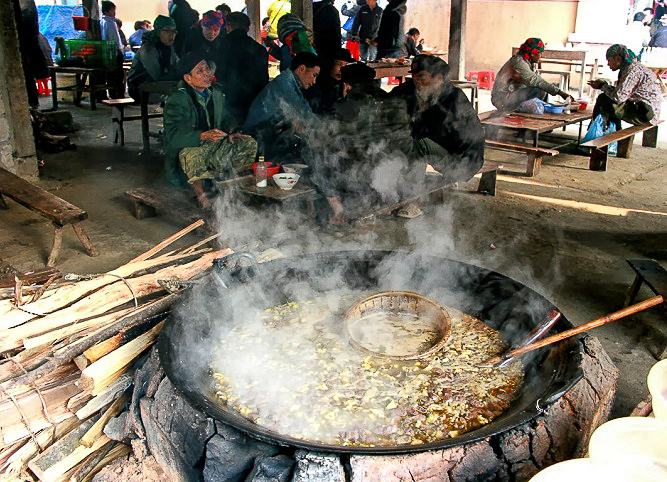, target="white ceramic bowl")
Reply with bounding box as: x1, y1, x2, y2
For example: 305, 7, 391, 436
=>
588, 416, 667, 466
272, 173, 300, 190
528, 458, 667, 482
648, 358, 667, 419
